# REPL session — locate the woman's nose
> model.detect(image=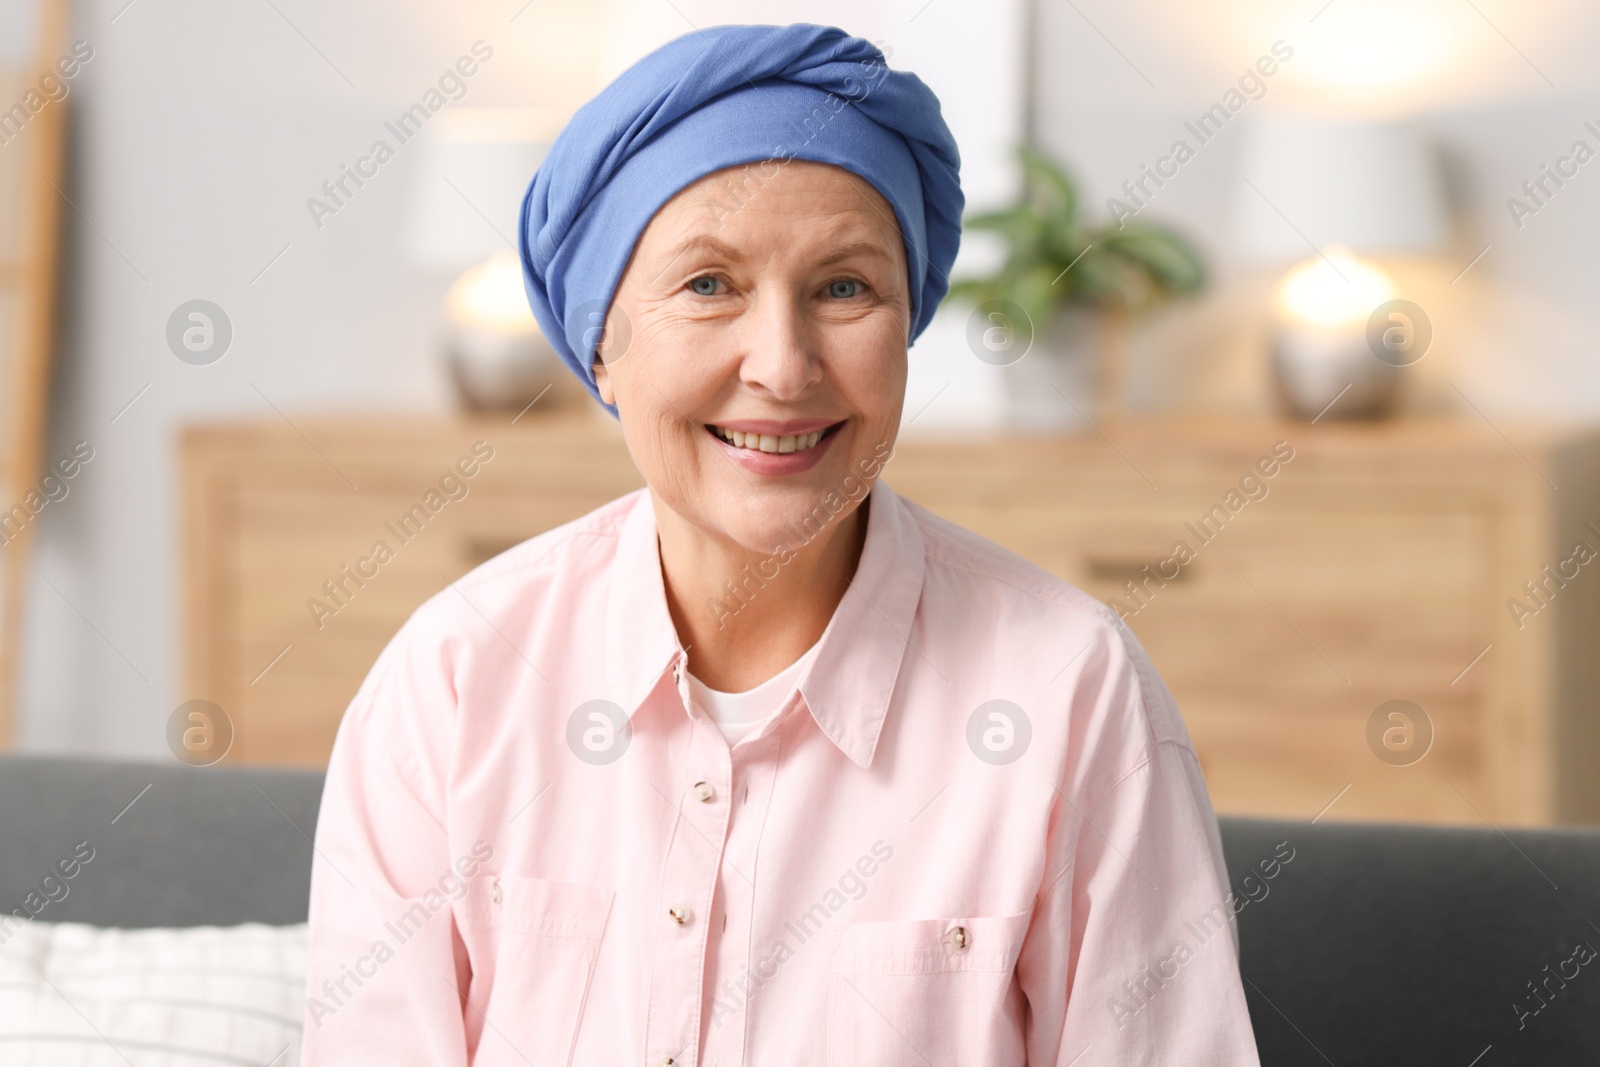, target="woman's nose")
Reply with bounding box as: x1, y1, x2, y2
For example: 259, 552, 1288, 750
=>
737, 294, 823, 399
